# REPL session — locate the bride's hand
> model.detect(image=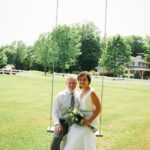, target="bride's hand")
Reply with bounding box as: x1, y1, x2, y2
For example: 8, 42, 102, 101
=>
82, 119, 92, 126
